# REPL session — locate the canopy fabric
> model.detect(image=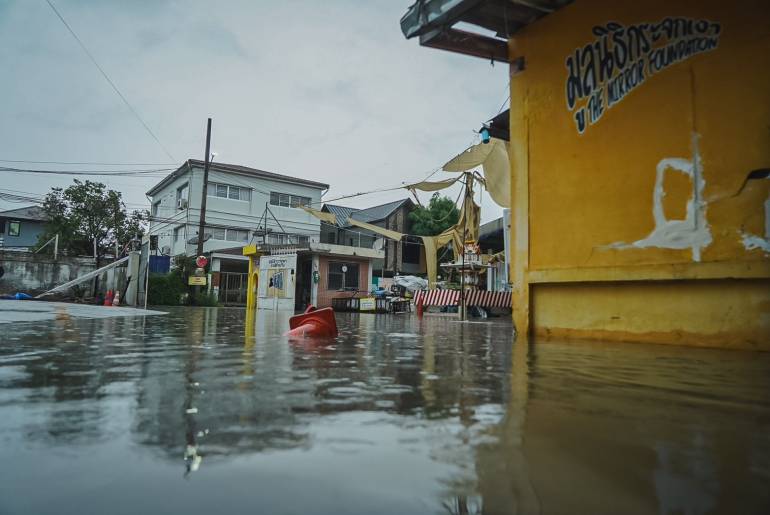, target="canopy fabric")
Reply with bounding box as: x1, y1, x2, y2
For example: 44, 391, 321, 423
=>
406, 176, 463, 192
420, 186, 481, 287
347, 217, 405, 242
443, 142, 496, 172
481, 139, 510, 208
442, 138, 510, 208
421, 230, 456, 288
301, 206, 337, 225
